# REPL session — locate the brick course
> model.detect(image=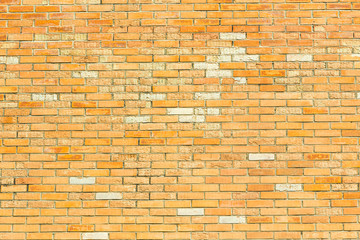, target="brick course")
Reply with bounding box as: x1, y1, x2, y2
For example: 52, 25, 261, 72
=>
1, 0, 360, 239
